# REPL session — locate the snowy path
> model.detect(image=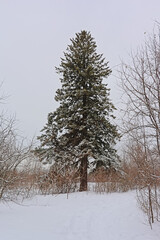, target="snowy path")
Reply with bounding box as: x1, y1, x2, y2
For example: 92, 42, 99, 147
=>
0, 191, 159, 240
